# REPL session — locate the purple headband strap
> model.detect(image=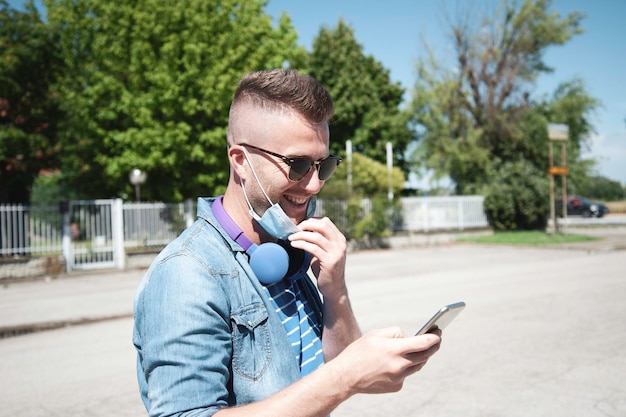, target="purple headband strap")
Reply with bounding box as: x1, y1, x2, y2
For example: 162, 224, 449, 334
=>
211, 196, 254, 251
